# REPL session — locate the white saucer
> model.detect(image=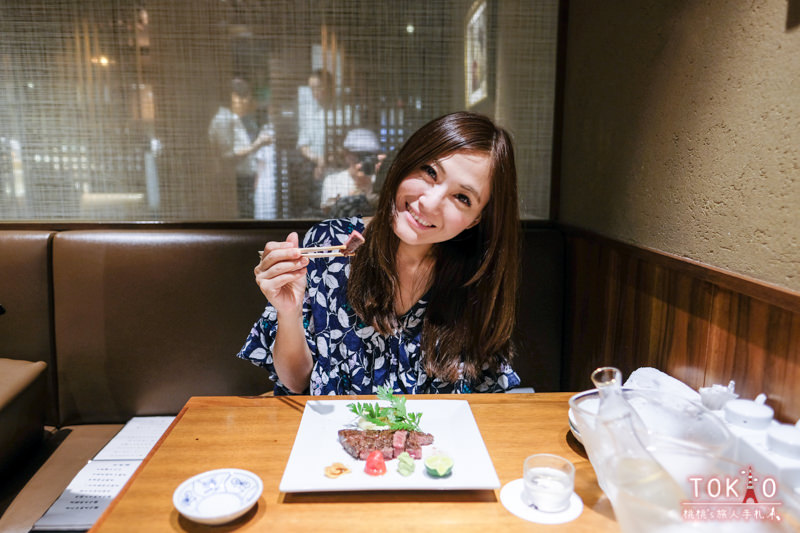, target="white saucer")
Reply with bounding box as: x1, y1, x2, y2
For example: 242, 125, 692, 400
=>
173, 468, 263, 525
500, 478, 583, 524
